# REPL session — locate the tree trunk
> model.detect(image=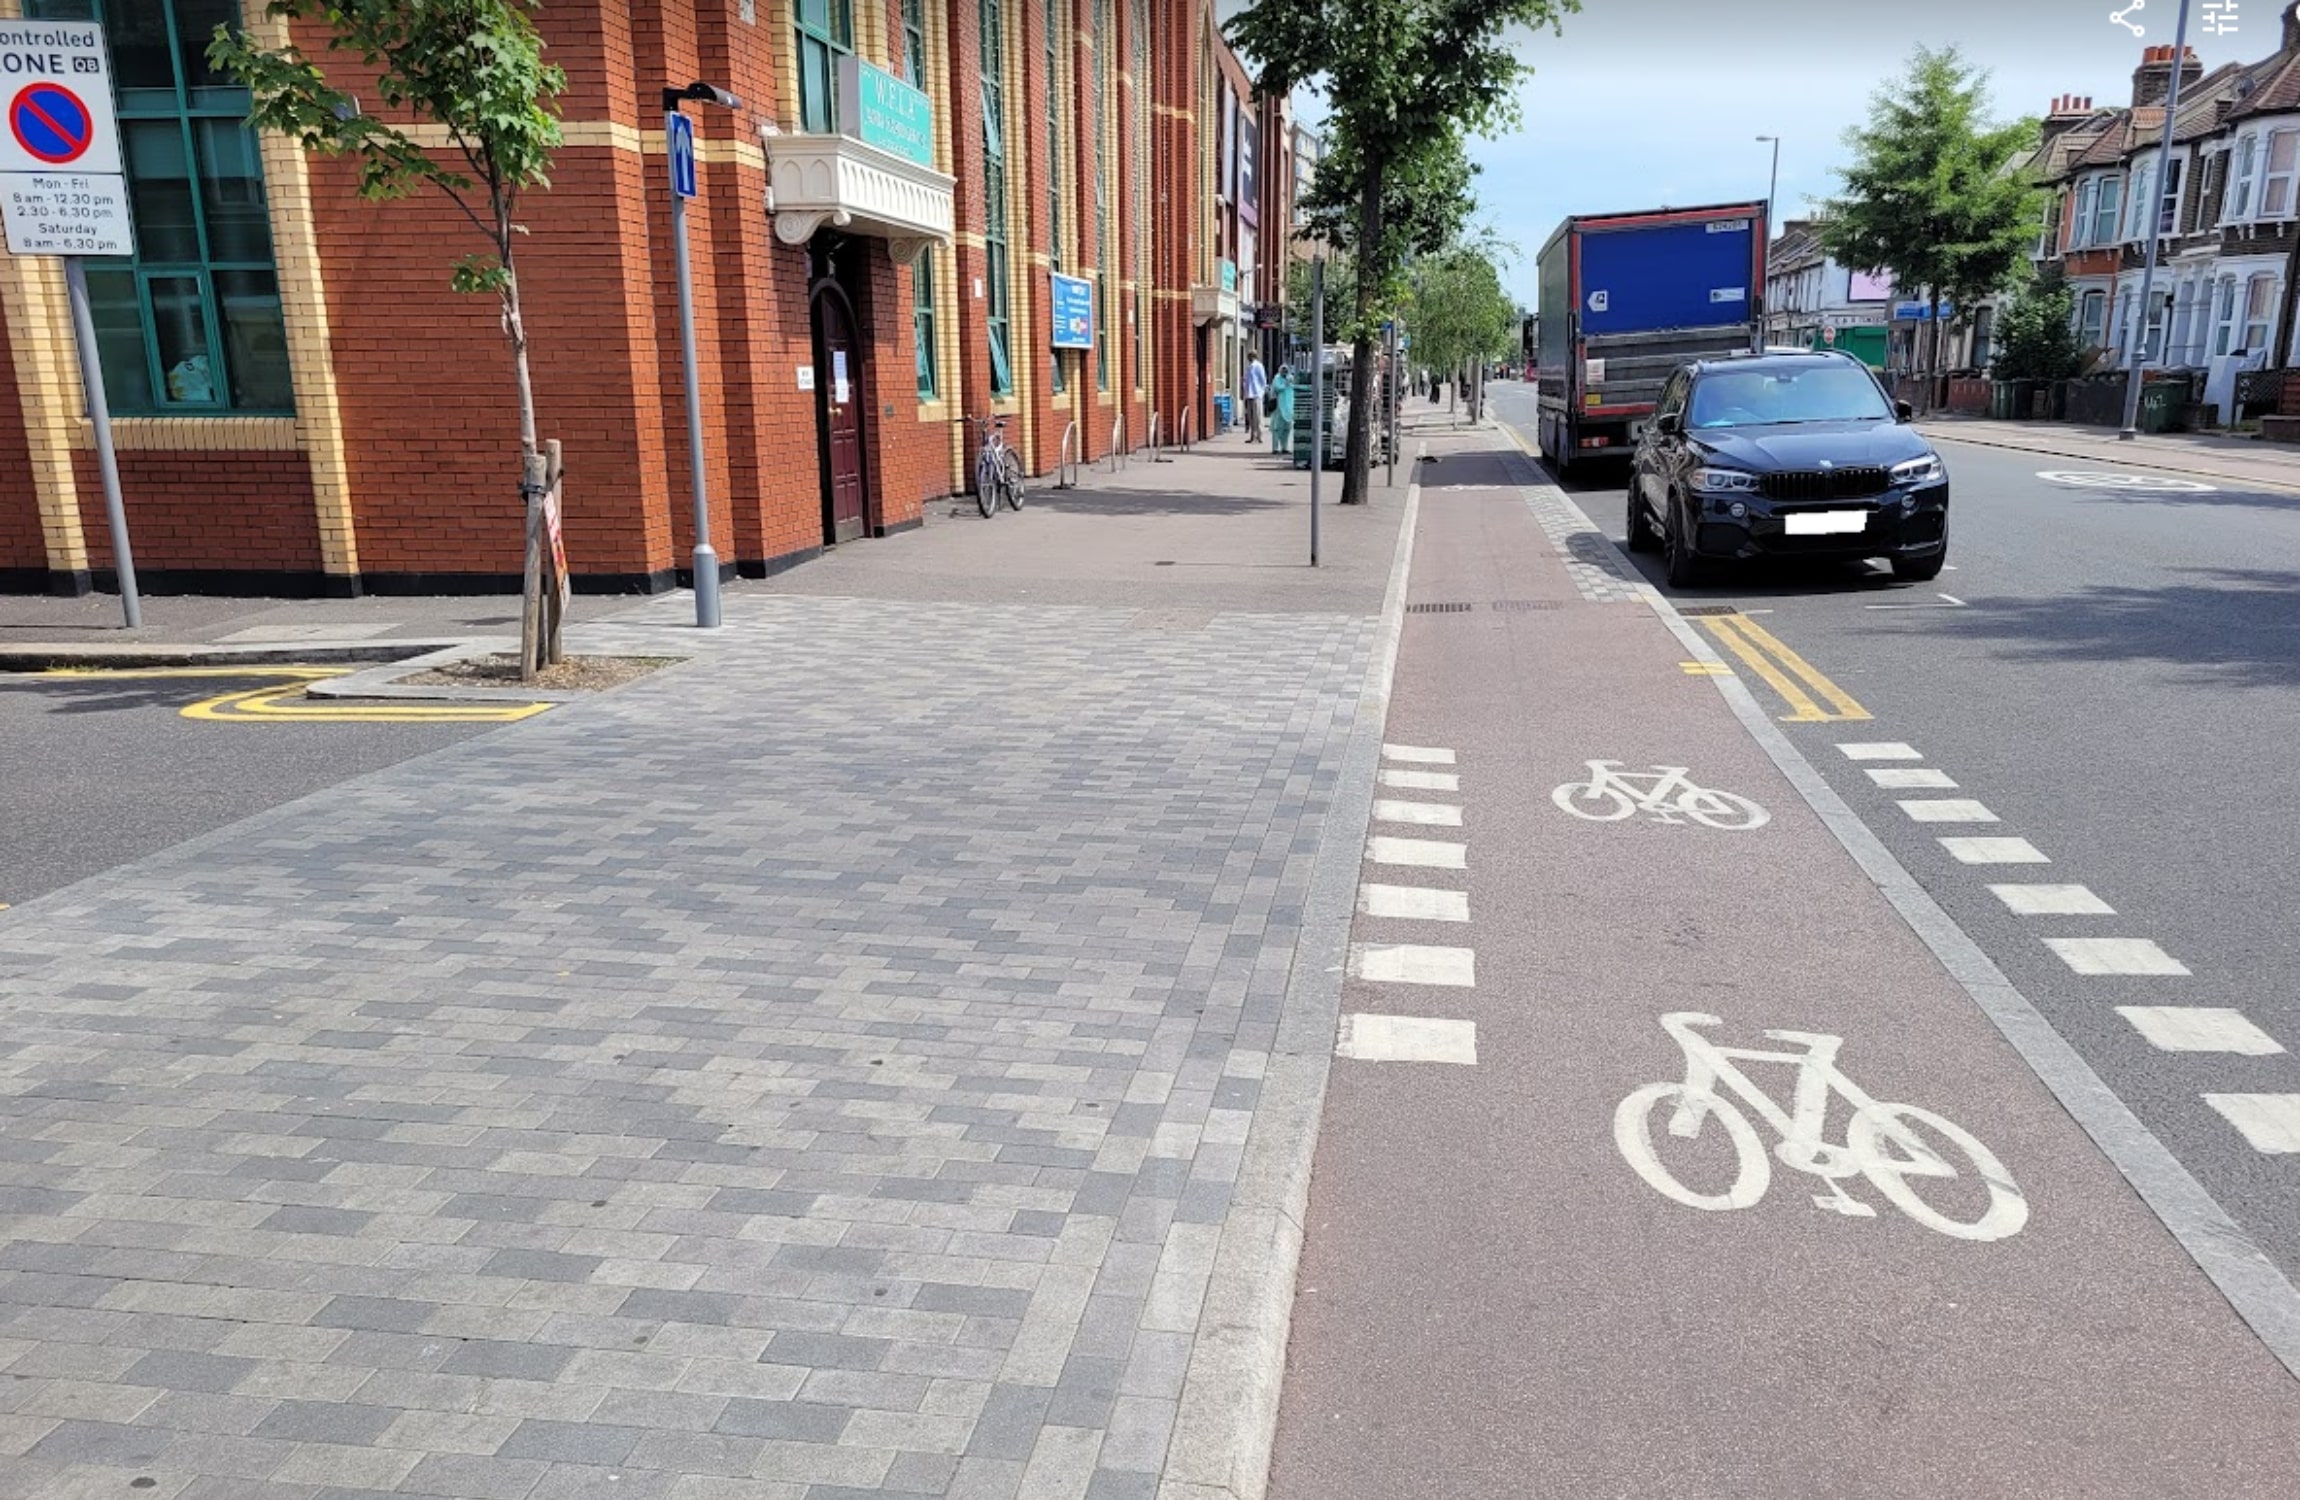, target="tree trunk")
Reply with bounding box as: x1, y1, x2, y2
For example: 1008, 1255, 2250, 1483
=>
1340, 164, 1383, 506
503, 249, 549, 683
